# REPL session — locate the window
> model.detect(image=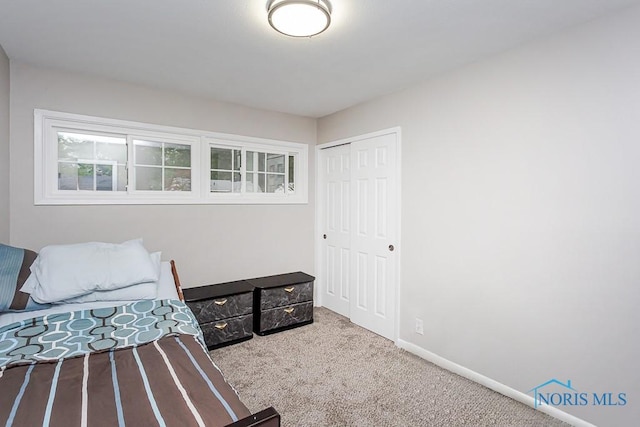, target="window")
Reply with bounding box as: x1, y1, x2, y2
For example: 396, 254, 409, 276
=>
35, 110, 308, 204
57, 131, 127, 192
203, 139, 303, 202
206, 145, 297, 195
